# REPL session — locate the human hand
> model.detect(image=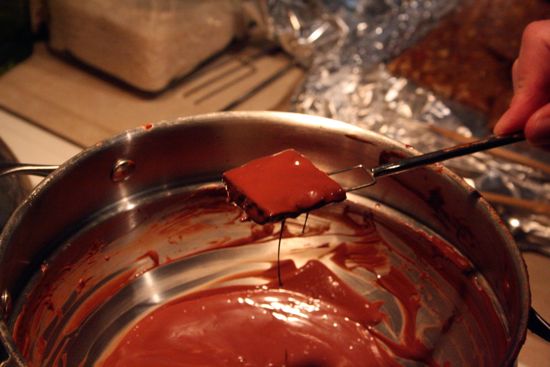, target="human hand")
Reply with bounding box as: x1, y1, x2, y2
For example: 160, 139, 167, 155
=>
493, 20, 550, 149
